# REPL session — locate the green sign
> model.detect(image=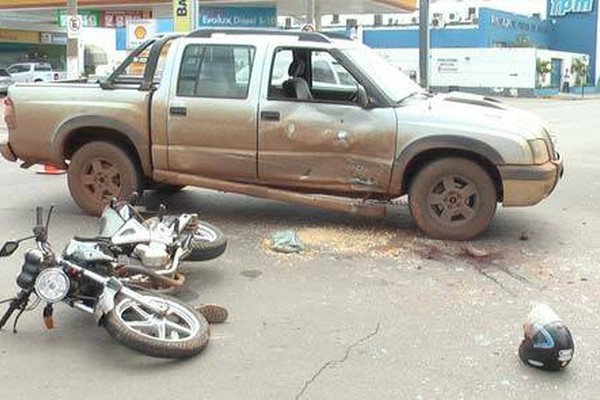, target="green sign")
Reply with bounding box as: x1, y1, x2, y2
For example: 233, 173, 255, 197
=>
56, 10, 101, 28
